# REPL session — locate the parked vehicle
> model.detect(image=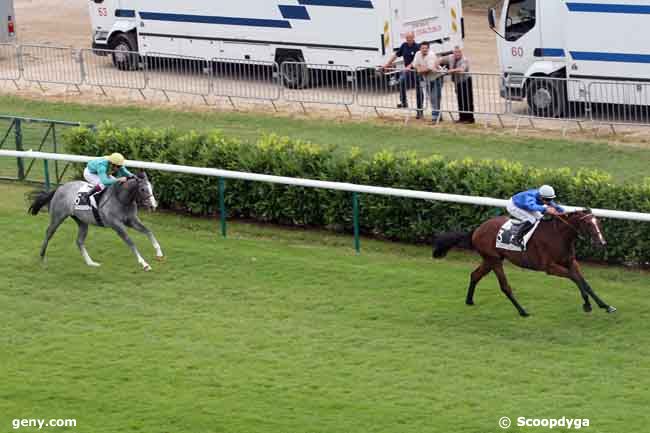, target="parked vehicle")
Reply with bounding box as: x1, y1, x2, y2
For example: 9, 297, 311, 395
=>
489, 0, 650, 116
0, 0, 16, 44
89, 0, 464, 86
